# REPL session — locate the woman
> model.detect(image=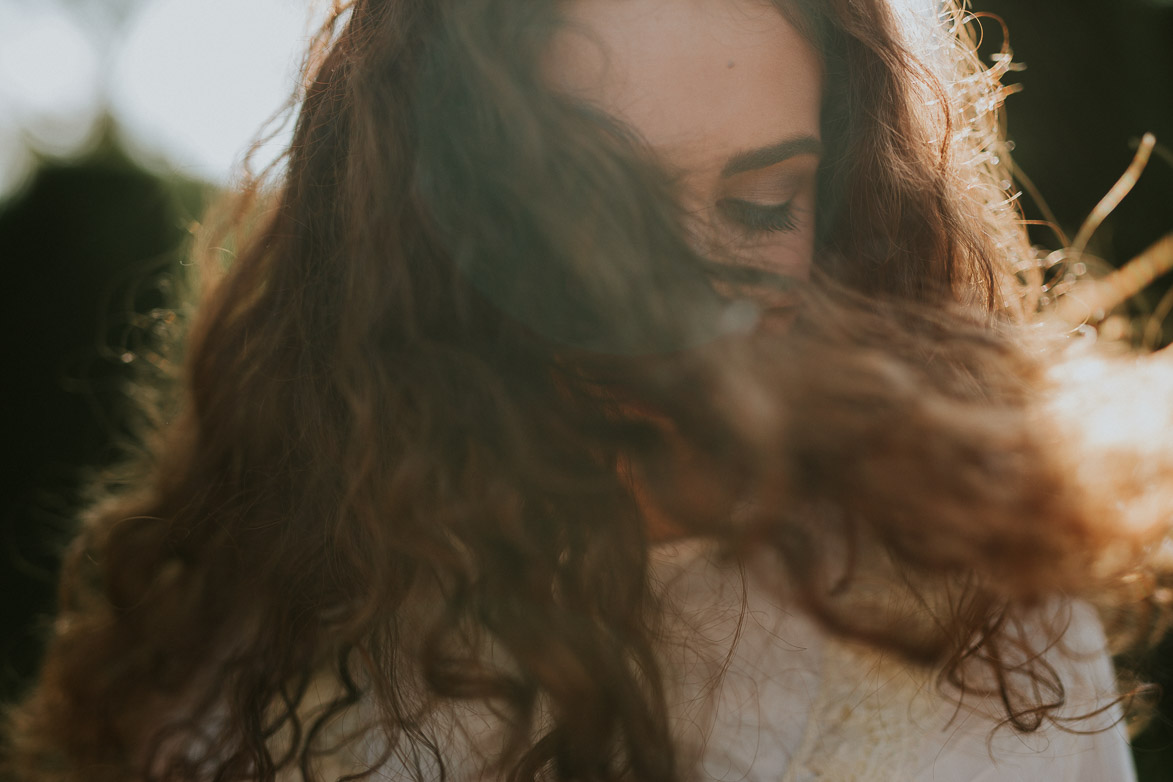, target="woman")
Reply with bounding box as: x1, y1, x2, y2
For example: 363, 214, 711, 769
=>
5, 0, 1171, 779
